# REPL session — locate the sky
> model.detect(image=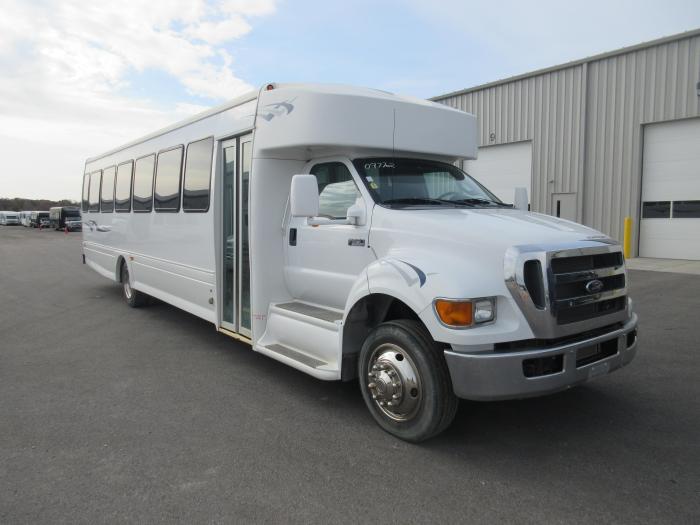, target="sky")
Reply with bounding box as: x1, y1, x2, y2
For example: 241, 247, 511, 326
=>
1, 0, 699, 201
